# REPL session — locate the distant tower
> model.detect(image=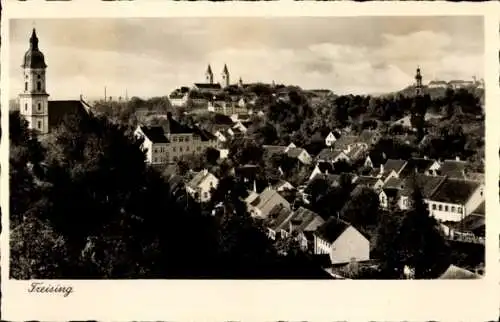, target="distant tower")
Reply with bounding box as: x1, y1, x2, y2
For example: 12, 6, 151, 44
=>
19, 28, 49, 134
238, 77, 243, 88
205, 64, 214, 84
415, 66, 423, 96
221, 64, 230, 88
